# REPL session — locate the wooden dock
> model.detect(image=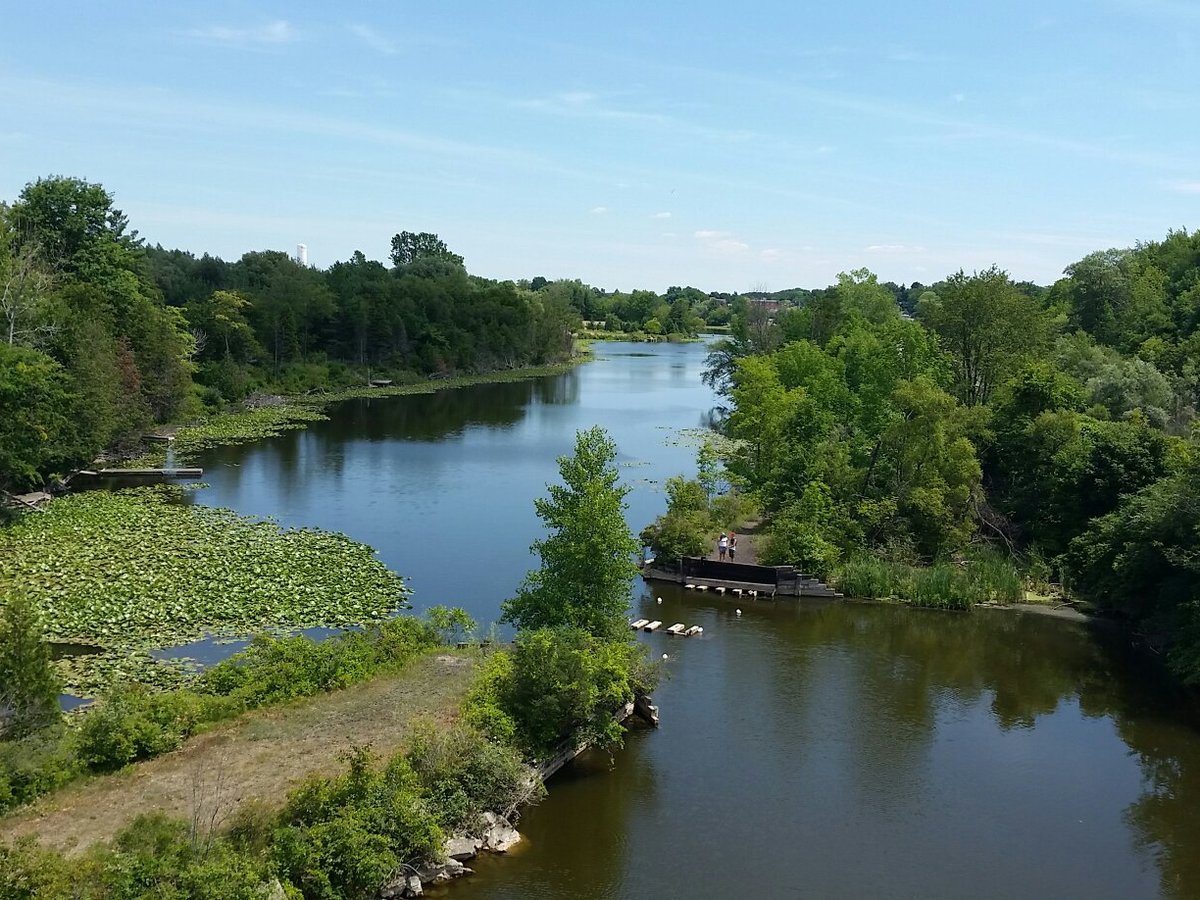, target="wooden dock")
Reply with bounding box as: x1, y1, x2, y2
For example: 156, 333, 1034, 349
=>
644, 557, 842, 599
643, 620, 663, 632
